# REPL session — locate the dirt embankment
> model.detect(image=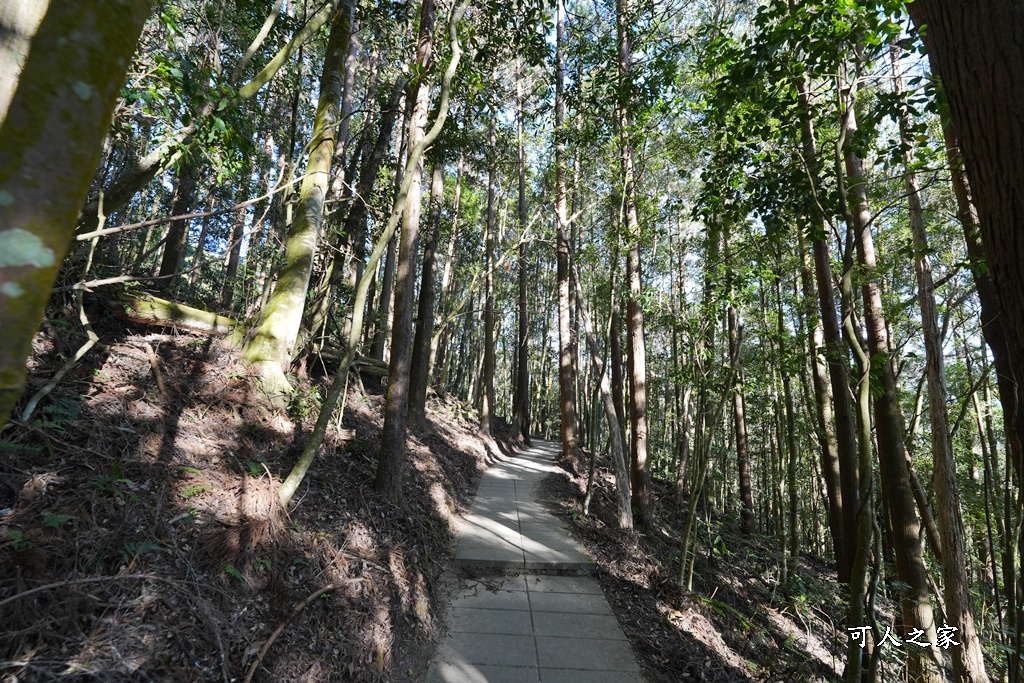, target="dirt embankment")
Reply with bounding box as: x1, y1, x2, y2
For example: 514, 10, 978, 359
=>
538, 457, 860, 683
1, 321, 516, 682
